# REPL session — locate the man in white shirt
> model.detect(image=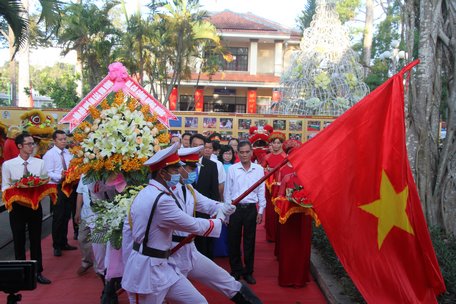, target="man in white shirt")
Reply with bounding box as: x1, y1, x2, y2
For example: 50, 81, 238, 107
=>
1, 132, 51, 284
43, 130, 77, 257
224, 140, 266, 285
